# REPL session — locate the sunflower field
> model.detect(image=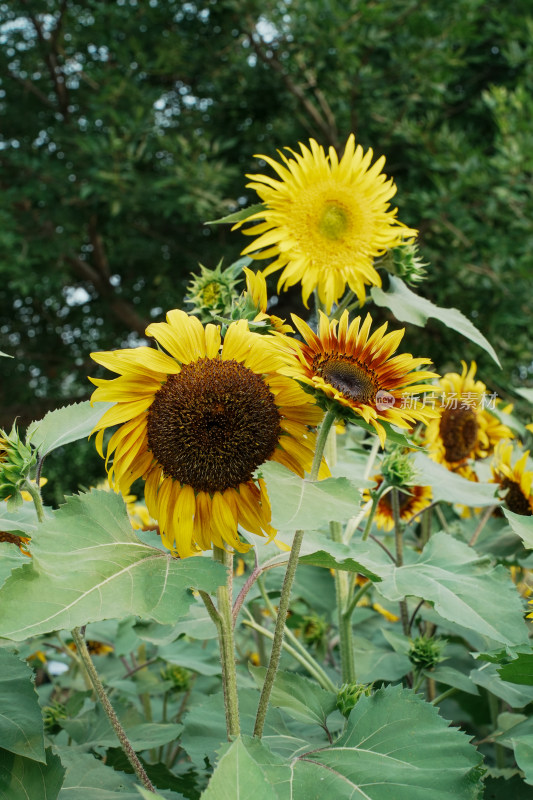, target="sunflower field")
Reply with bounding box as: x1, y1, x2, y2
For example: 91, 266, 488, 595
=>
1, 2, 533, 799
